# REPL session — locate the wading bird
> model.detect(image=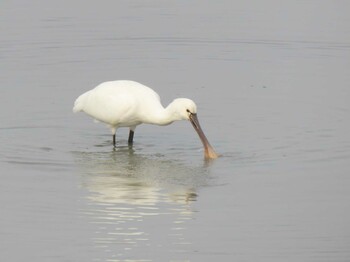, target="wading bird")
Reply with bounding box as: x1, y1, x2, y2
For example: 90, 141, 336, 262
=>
73, 80, 218, 159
